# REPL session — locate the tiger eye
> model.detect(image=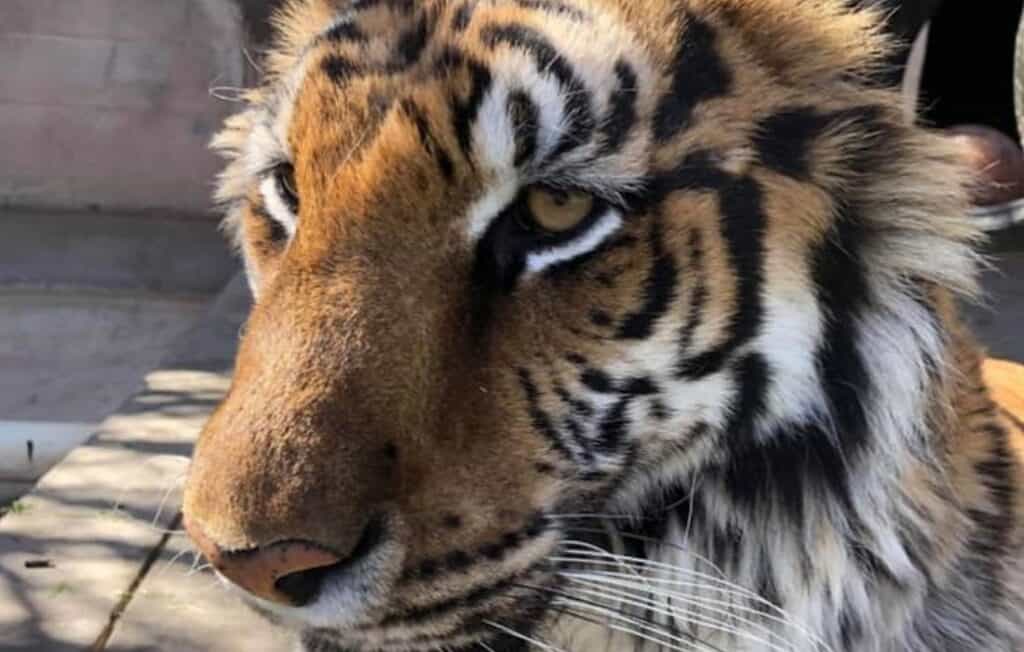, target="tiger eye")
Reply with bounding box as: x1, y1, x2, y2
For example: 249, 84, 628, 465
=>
525, 187, 594, 233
